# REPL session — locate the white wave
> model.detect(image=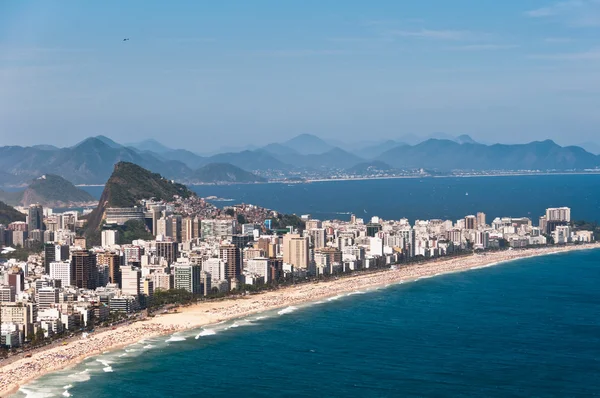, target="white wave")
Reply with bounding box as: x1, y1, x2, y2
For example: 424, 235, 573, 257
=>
96, 359, 111, 367
68, 369, 90, 382
18, 387, 54, 398
346, 291, 366, 296
195, 329, 217, 339
277, 306, 298, 315
165, 336, 186, 342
